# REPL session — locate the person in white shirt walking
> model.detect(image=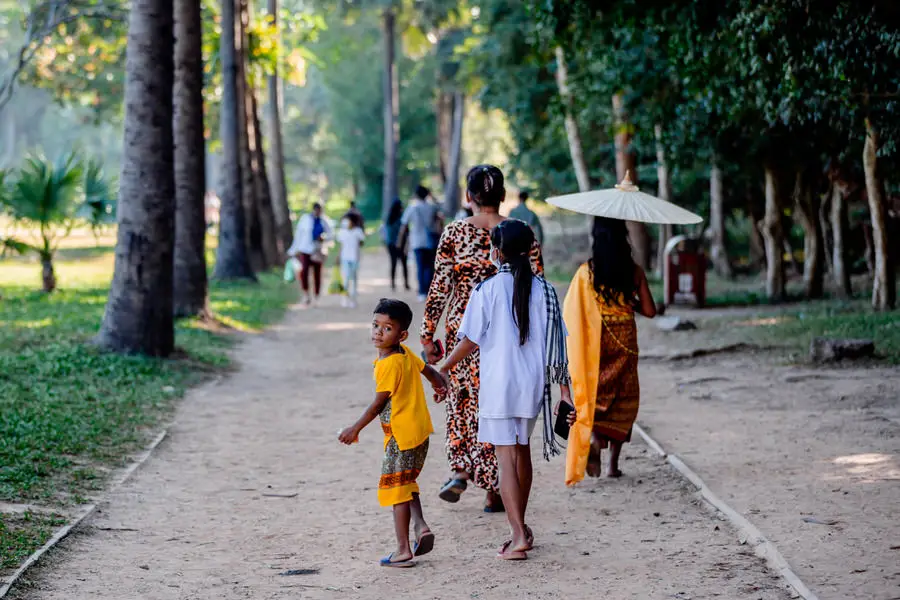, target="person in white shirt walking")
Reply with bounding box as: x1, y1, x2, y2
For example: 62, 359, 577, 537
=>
438, 219, 572, 561
336, 213, 367, 308
287, 202, 334, 305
